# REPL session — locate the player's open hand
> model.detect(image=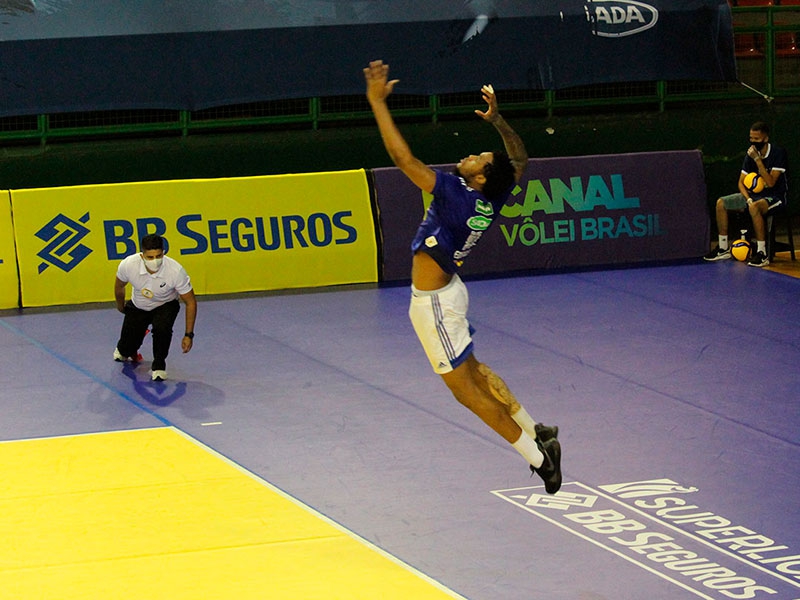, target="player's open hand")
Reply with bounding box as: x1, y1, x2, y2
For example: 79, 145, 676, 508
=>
364, 60, 398, 104
475, 84, 499, 122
